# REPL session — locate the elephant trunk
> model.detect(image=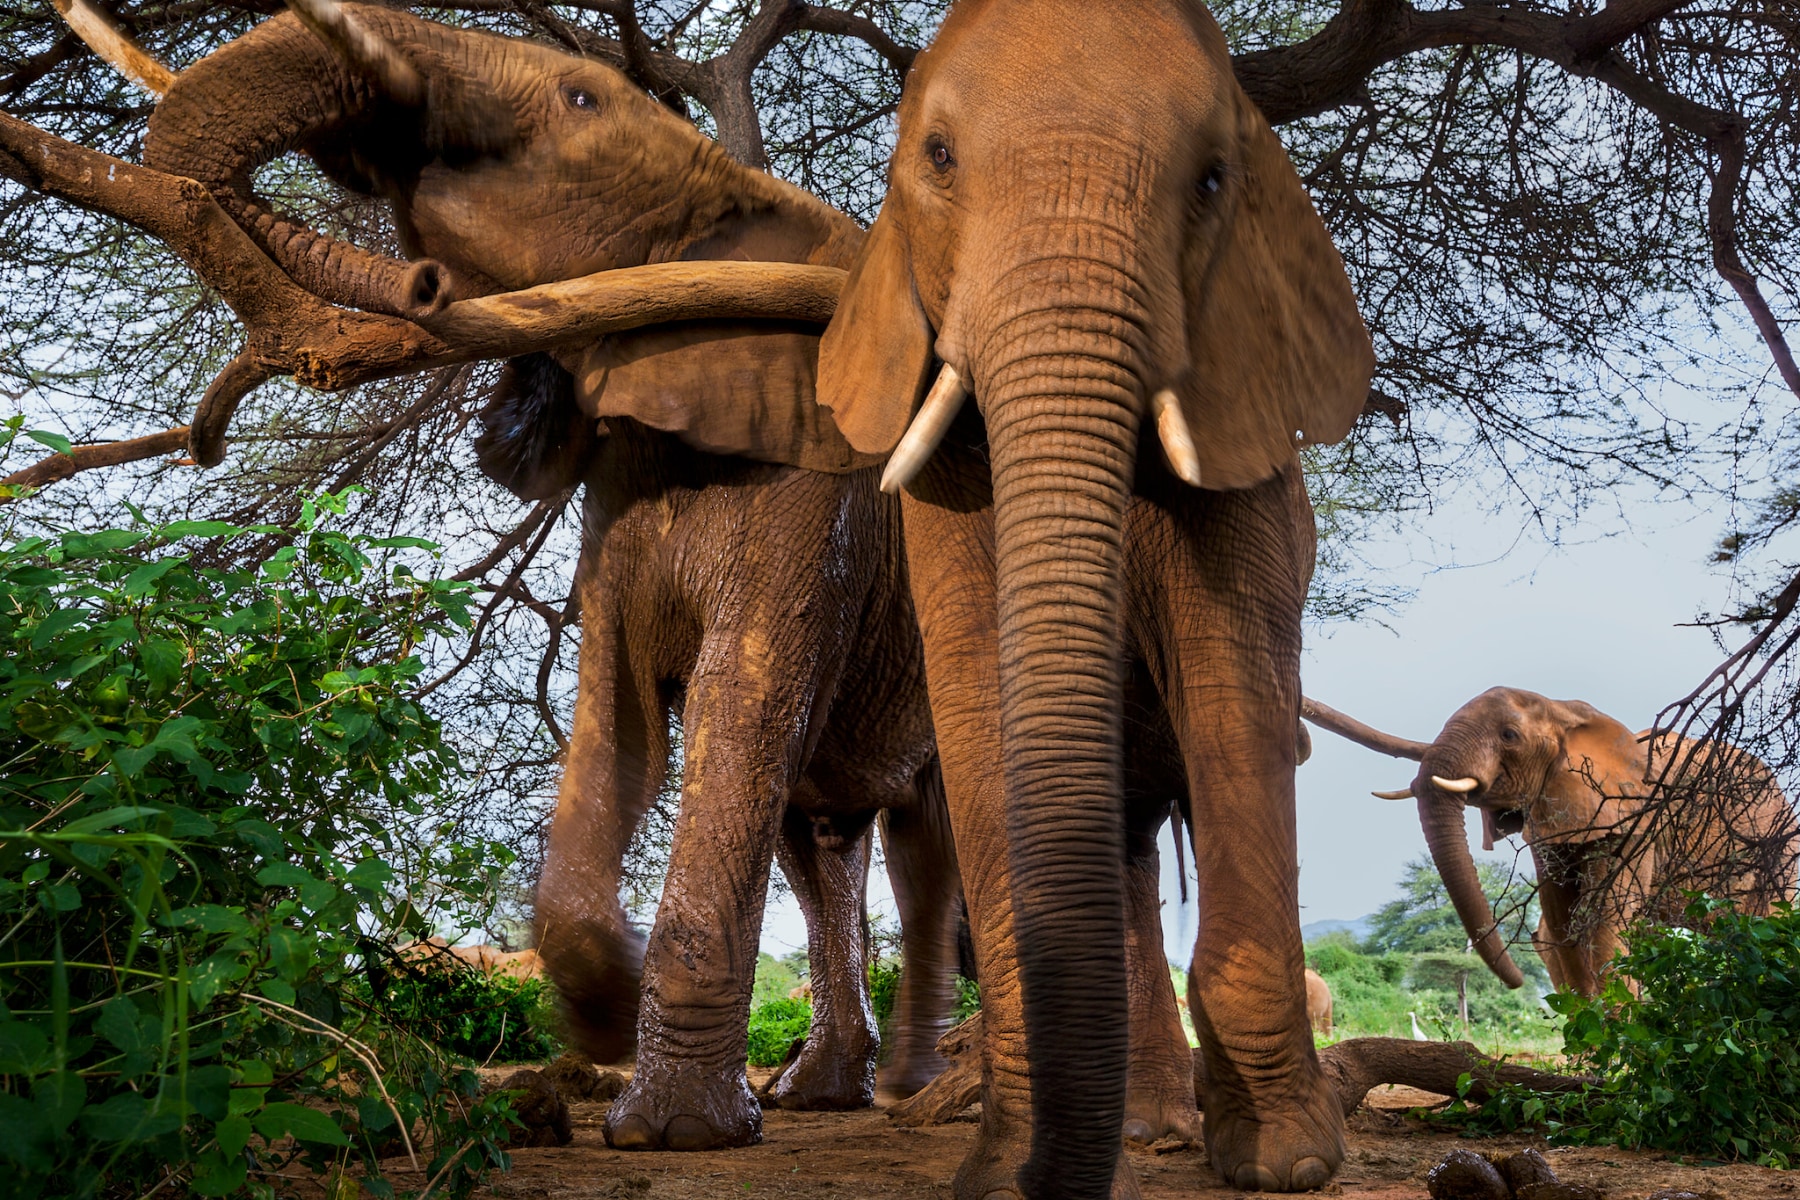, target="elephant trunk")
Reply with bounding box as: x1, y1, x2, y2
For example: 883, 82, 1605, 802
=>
1416, 777, 1525, 989
980, 300, 1142, 1198
143, 9, 449, 318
